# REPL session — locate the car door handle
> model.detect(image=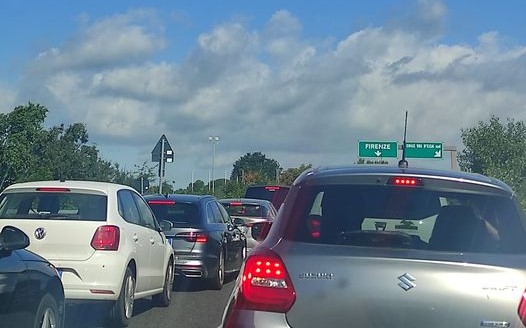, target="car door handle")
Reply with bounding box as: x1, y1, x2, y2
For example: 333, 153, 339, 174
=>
150, 238, 155, 245
133, 234, 139, 242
